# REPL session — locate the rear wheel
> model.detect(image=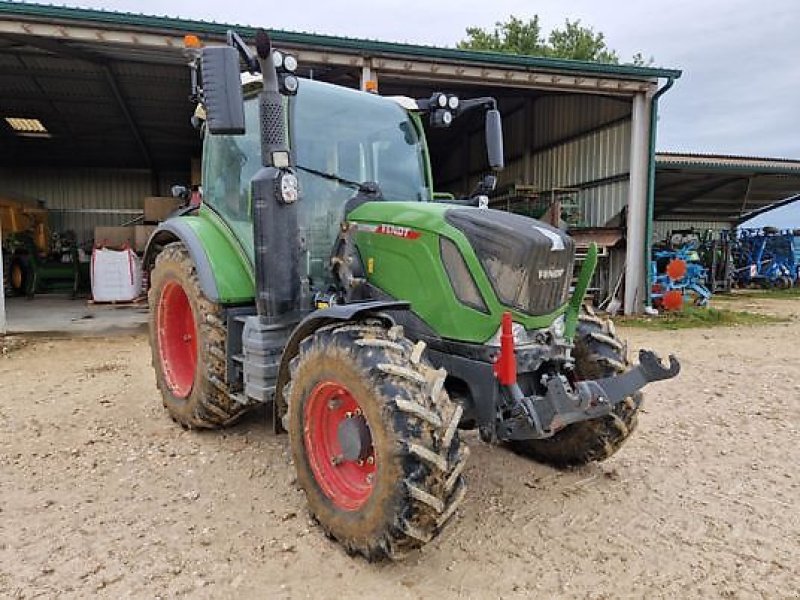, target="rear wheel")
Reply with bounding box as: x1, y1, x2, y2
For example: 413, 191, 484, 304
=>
287, 322, 468, 560
9, 256, 30, 297
148, 242, 244, 428
509, 308, 642, 467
